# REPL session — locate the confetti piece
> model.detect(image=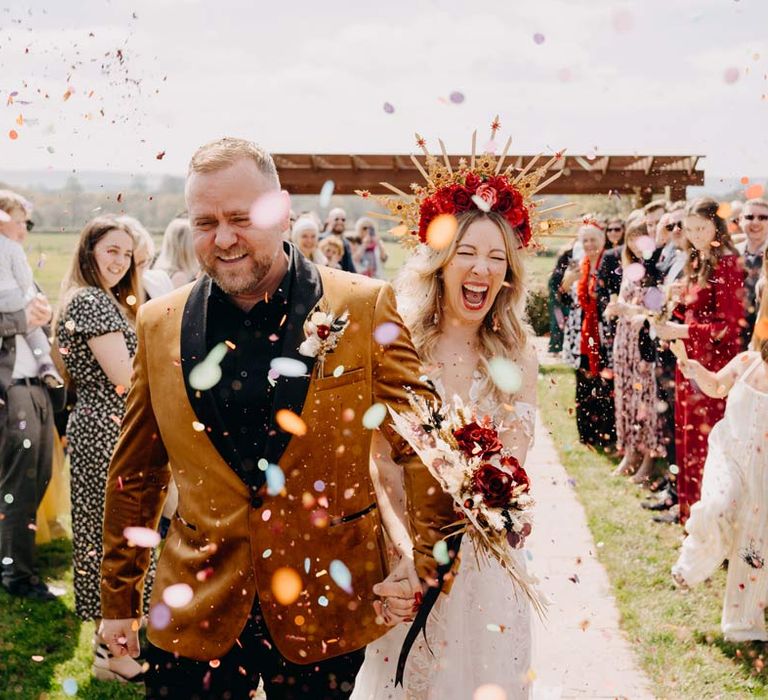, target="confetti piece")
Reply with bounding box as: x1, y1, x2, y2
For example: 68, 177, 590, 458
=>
669, 463, 680, 475
192, 421, 205, 432
313, 480, 325, 492
533, 32, 545, 44
486, 623, 502, 633
318, 595, 329, 607
449, 91, 465, 104
383, 102, 395, 114
724, 67, 740, 84
62, 679, 78, 696
266, 463, 286, 495
115, 384, 126, 396
333, 365, 345, 378
250, 190, 289, 229
746, 183, 765, 199
149, 602, 171, 629
319, 180, 335, 208
262, 509, 271, 521
342, 408, 355, 422
8, 130, 18, 140
433, 540, 450, 566
263, 549, 272, 559
5, 493, 16, 504
625, 262, 646, 283
272, 567, 302, 605
126, 294, 137, 306
636, 235, 655, 255
163, 583, 193, 608
1, 557, 12, 566
717, 202, 732, 218
557, 68, 573, 83
612, 9, 634, 32
362, 403, 387, 429
330, 559, 353, 593
488, 357, 523, 393
270, 357, 308, 378
276, 409, 307, 436
643, 287, 665, 312
374, 322, 400, 345
189, 343, 228, 390
426, 214, 458, 250
473, 683, 507, 700
156, 151, 166, 160
123, 526, 161, 548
